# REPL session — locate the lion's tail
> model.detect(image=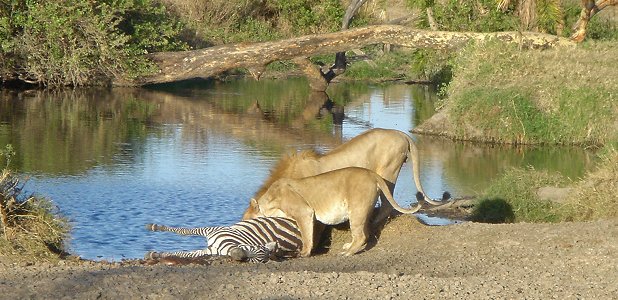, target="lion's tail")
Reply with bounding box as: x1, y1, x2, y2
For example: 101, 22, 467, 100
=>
373, 172, 421, 214
401, 132, 442, 206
